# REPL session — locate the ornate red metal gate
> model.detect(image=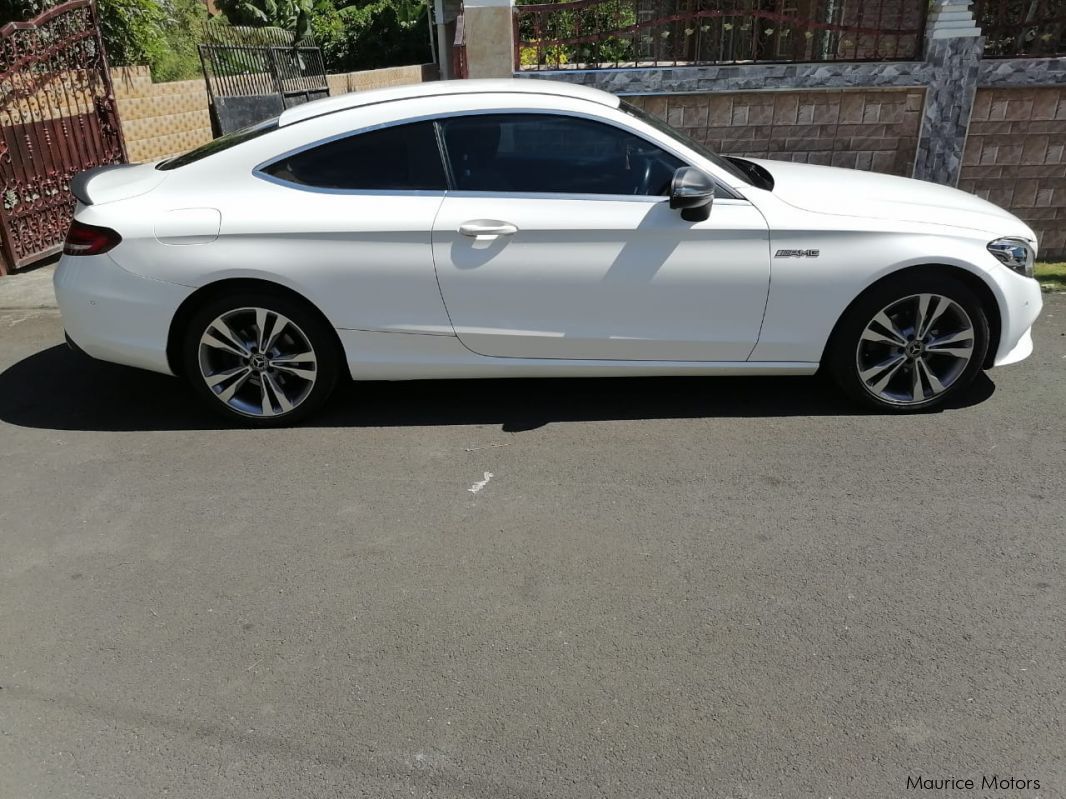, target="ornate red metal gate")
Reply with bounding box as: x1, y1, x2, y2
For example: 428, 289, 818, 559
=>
0, 0, 126, 275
